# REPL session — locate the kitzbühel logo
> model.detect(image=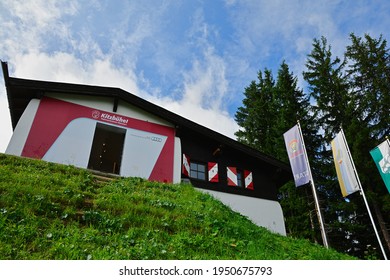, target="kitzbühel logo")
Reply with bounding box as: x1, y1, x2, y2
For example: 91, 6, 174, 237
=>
91, 109, 129, 126
92, 110, 101, 119
100, 113, 129, 125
